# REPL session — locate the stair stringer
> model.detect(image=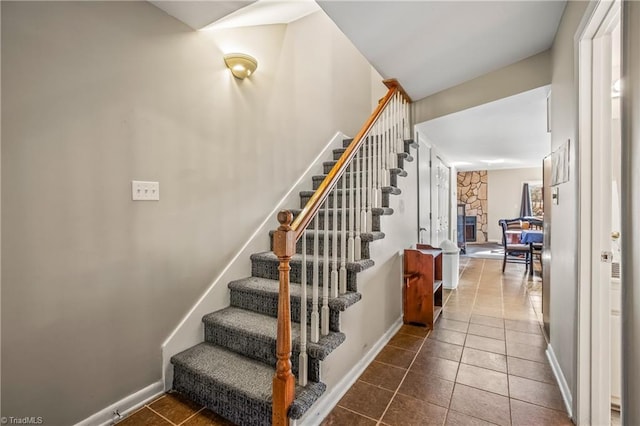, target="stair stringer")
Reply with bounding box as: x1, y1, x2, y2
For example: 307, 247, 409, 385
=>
295, 144, 419, 425
161, 132, 349, 390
